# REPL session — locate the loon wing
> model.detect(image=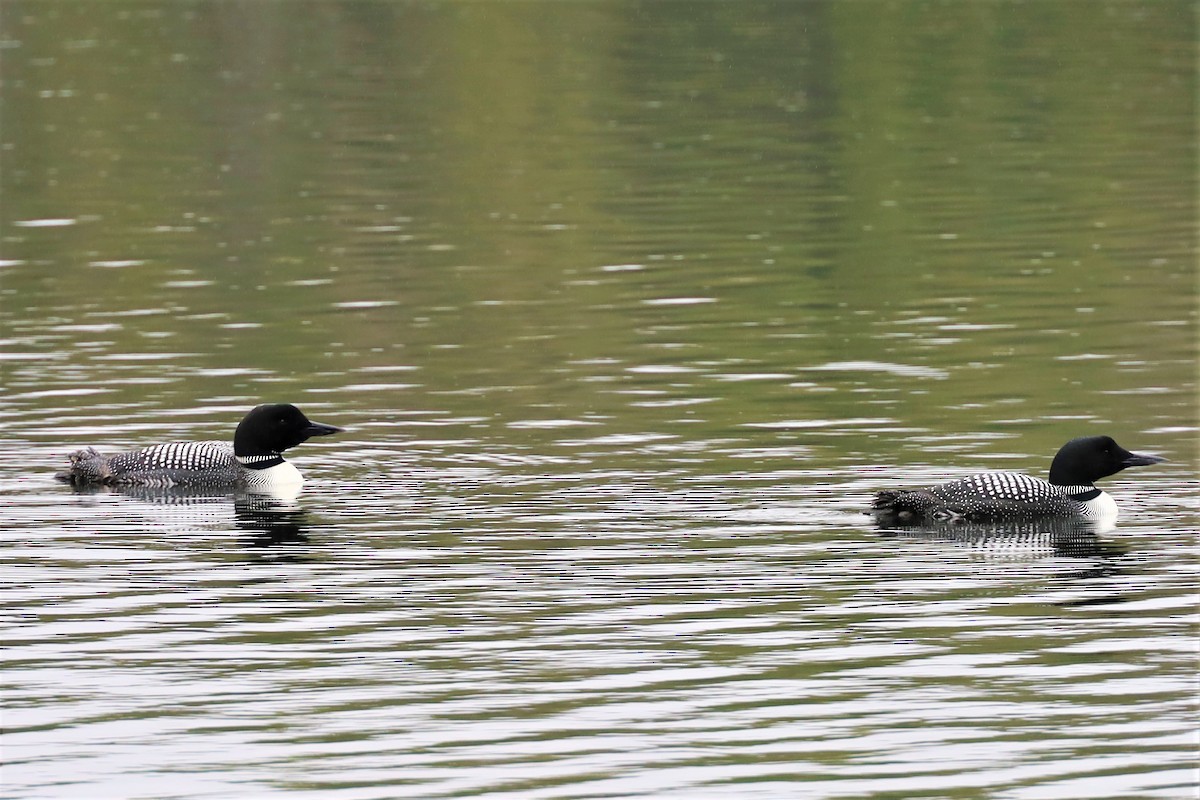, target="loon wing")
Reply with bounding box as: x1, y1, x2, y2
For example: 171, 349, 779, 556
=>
60, 441, 239, 487
874, 473, 1080, 523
